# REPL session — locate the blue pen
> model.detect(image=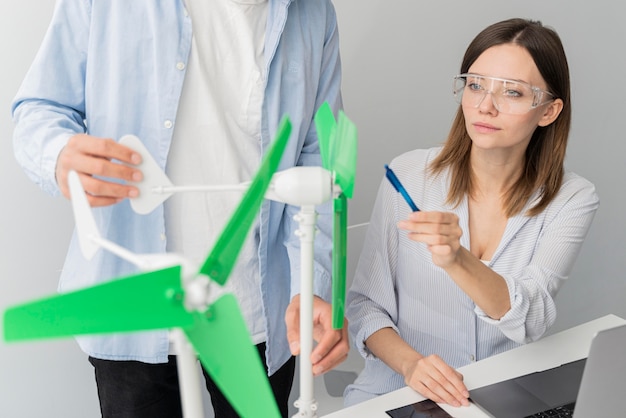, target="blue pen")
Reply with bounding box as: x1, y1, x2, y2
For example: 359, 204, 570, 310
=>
384, 164, 420, 212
